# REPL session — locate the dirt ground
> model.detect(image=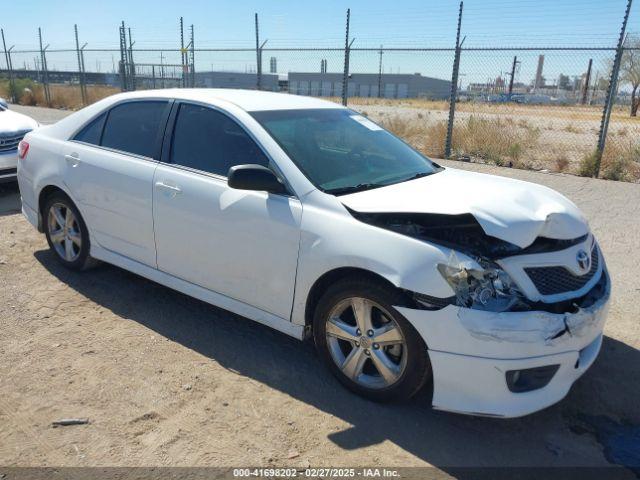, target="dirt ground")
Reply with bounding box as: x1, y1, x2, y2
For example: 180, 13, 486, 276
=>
1, 106, 639, 473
